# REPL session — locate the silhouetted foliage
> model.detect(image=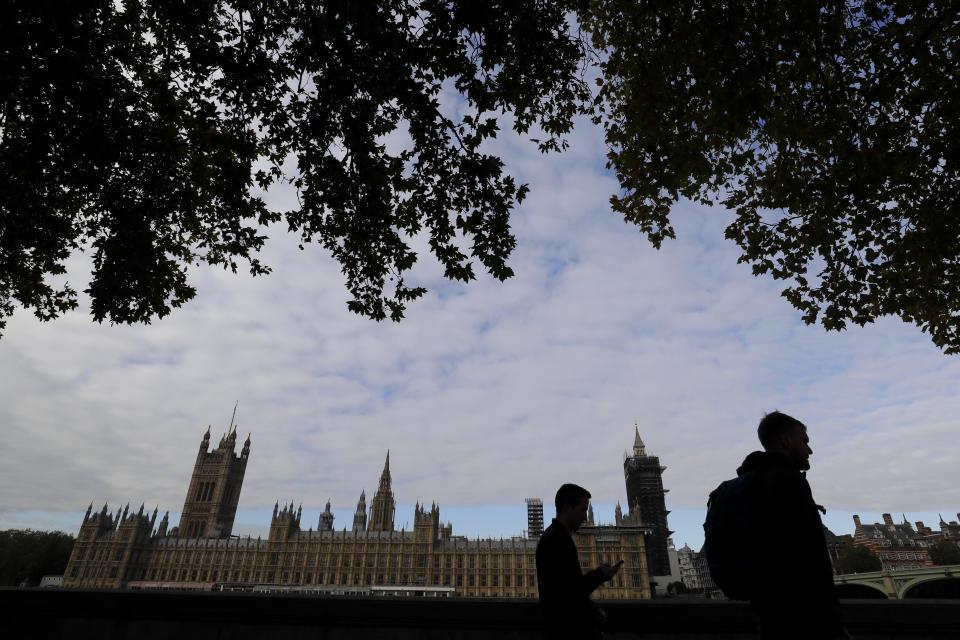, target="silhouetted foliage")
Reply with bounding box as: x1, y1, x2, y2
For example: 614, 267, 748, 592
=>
0, 0, 589, 333
0, 529, 75, 586
834, 543, 882, 574
667, 580, 688, 595
6, 1, 960, 354
583, 1, 960, 353
928, 540, 960, 566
